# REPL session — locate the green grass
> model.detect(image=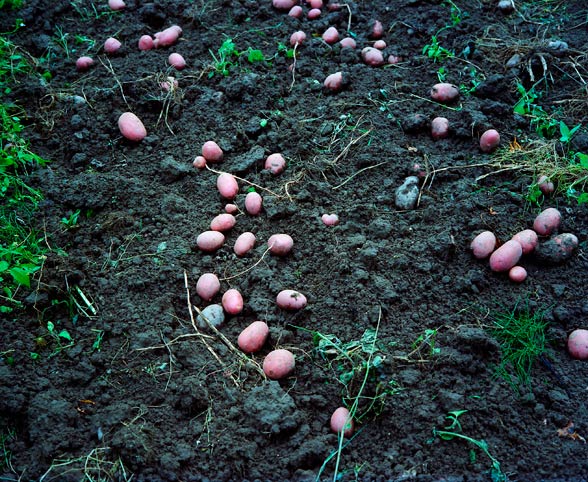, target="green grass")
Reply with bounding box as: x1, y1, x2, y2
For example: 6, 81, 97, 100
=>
0, 0, 23, 9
